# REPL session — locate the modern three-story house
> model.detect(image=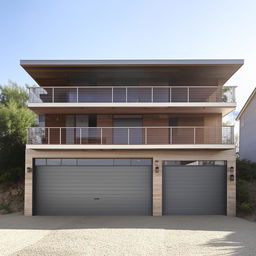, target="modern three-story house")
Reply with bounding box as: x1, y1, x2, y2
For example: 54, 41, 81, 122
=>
22, 59, 243, 216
